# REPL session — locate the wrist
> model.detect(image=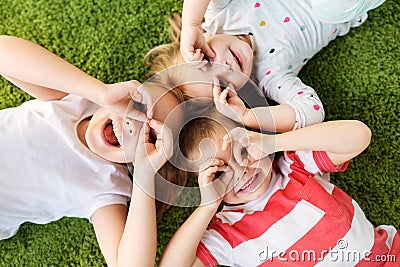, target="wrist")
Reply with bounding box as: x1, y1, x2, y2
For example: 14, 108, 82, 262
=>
94, 82, 110, 106
242, 108, 255, 127
181, 21, 202, 30
133, 172, 156, 194
272, 133, 284, 153
198, 200, 220, 213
